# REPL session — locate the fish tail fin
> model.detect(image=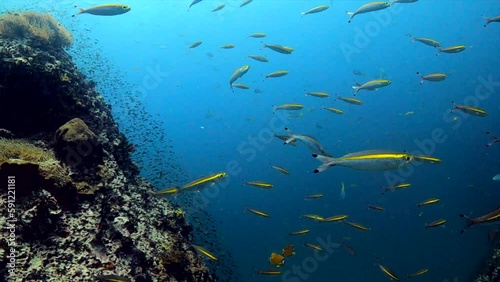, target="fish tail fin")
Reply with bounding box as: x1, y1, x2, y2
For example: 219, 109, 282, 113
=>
482, 15, 491, 27
416, 72, 424, 84
261, 41, 266, 50
301, 12, 306, 16
283, 128, 296, 144
436, 49, 441, 56
346, 11, 354, 23
312, 154, 336, 173
459, 214, 475, 234
72, 6, 85, 17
